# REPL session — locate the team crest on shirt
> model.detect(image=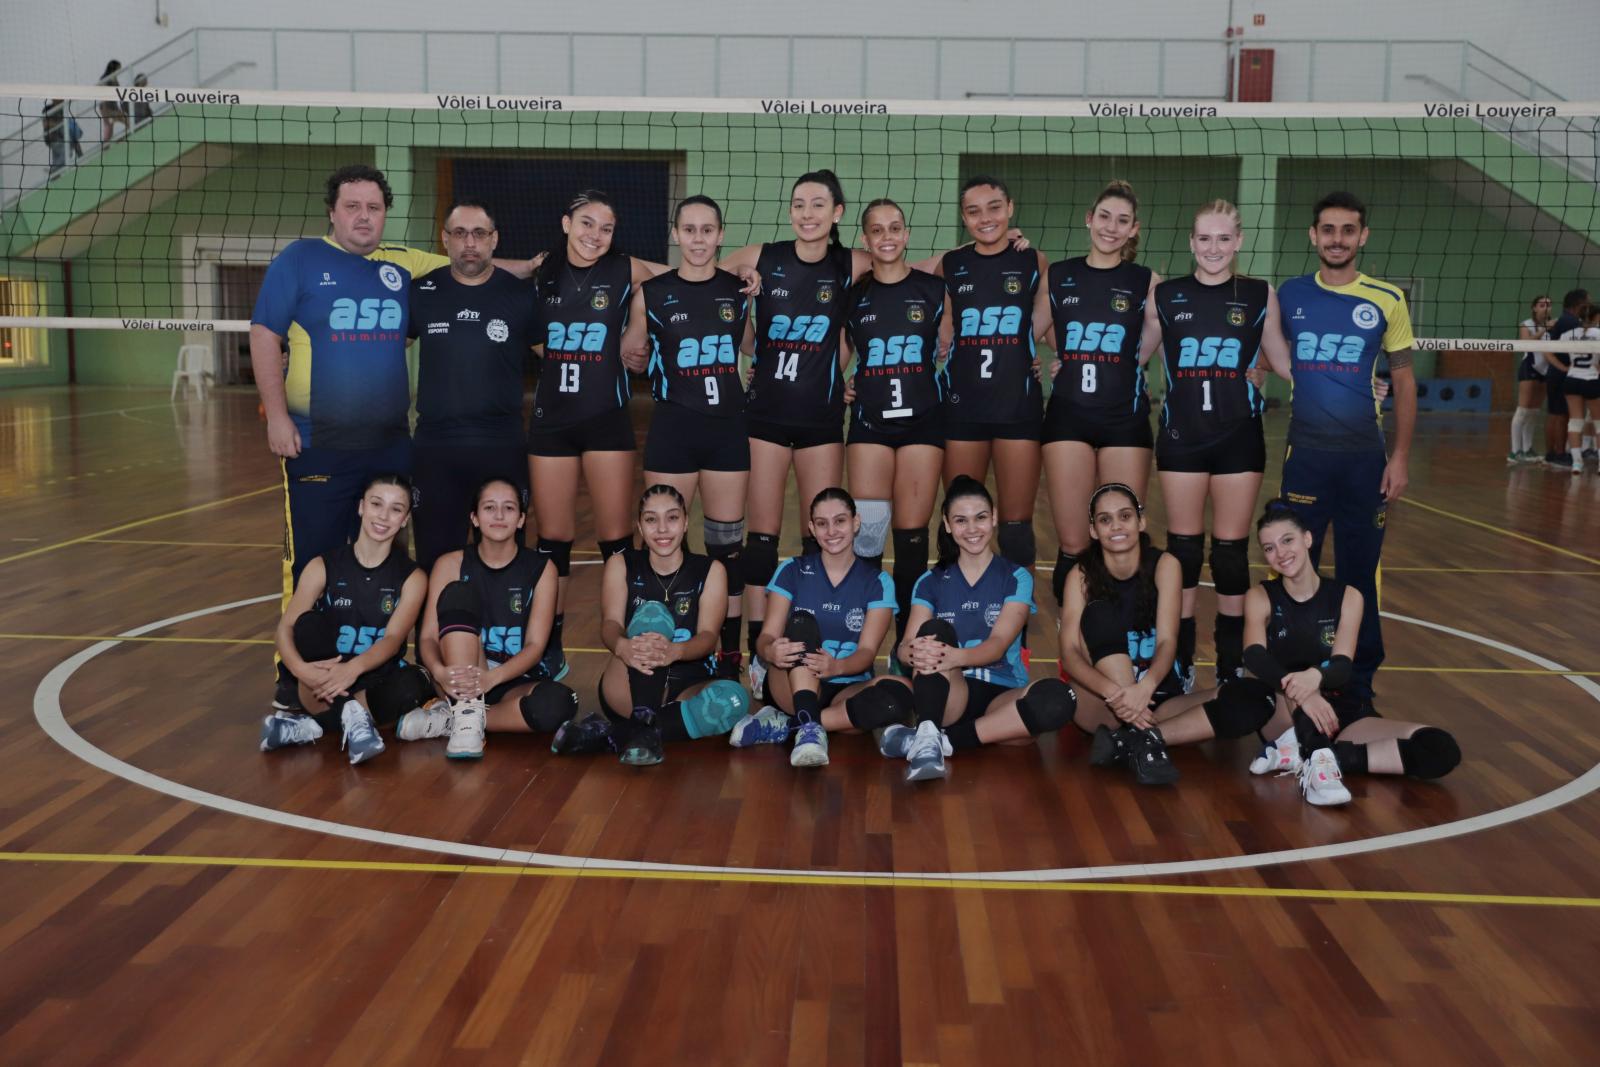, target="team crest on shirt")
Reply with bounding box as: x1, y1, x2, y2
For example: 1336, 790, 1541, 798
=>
1227, 306, 1246, 327
591, 291, 609, 310
674, 595, 694, 617
907, 304, 926, 323
1352, 303, 1381, 330
718, 304, 736, 322
845, 608, 865, 633
486, 318, 509, 342
1320, 624, 1337, 648
1111, 294, 1131, 313
378, 264, 404, 292
1374, 507, 1387, 530
984, 605, 1001, 627
817, 284, 835, 304
509, 589, 525, 615
1004, 277, 1023, 295
380, 590, 397, 616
